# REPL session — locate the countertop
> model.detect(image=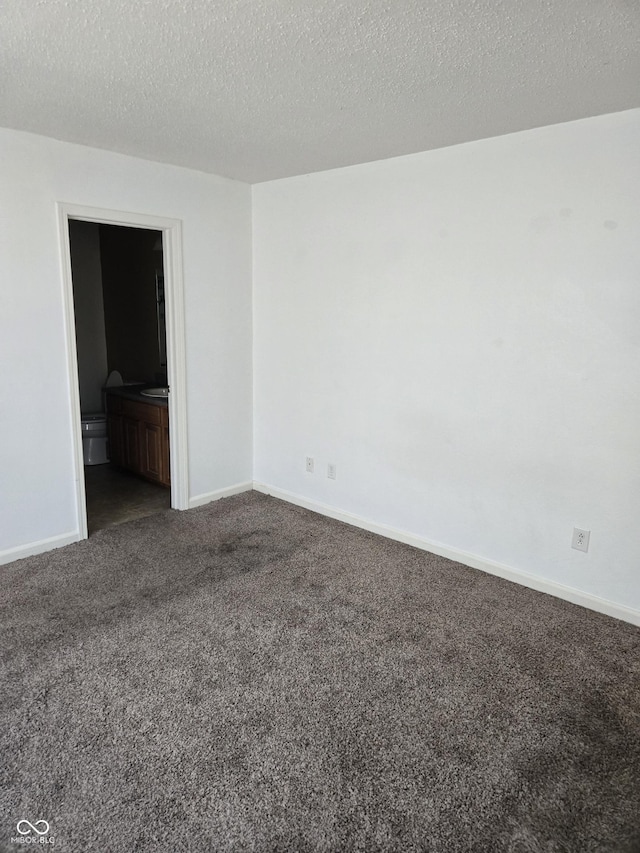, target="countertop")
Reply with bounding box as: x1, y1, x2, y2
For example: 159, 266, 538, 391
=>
105, 384, 168, 407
